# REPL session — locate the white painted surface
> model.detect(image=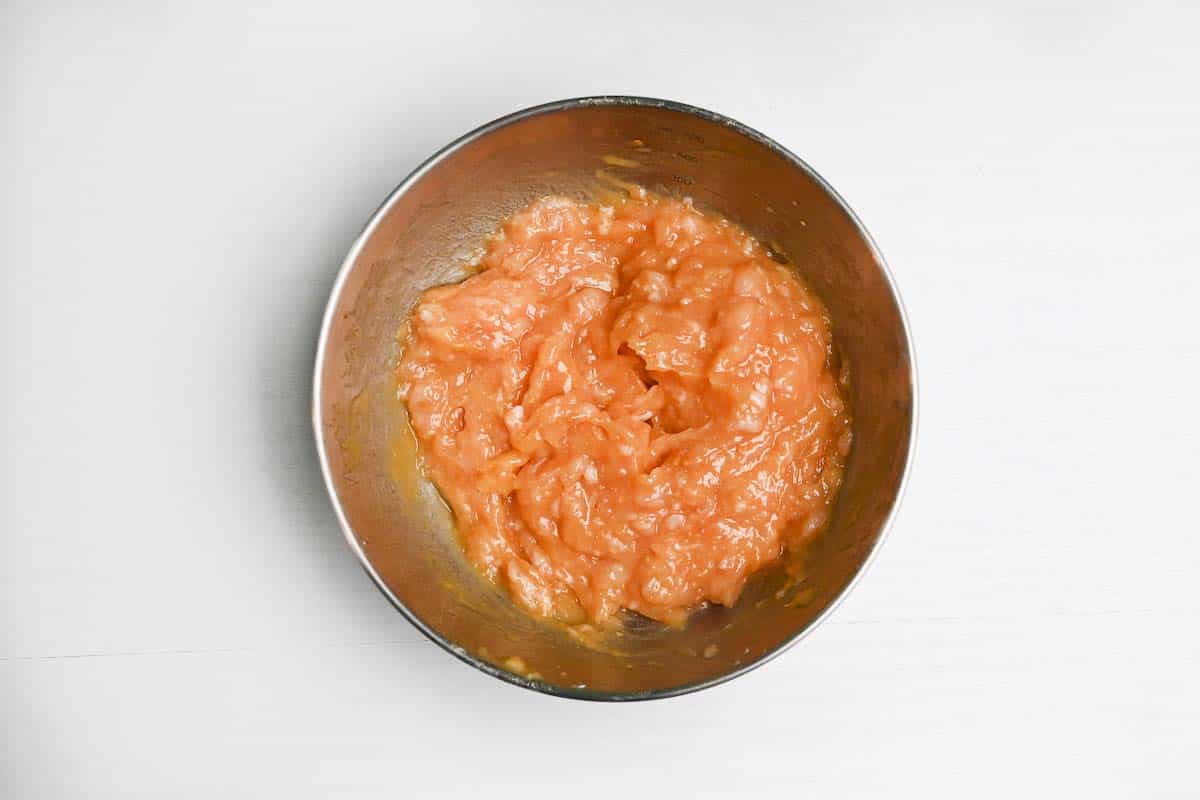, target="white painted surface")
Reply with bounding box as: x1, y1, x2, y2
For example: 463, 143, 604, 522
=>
3, 2, 1198, 797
